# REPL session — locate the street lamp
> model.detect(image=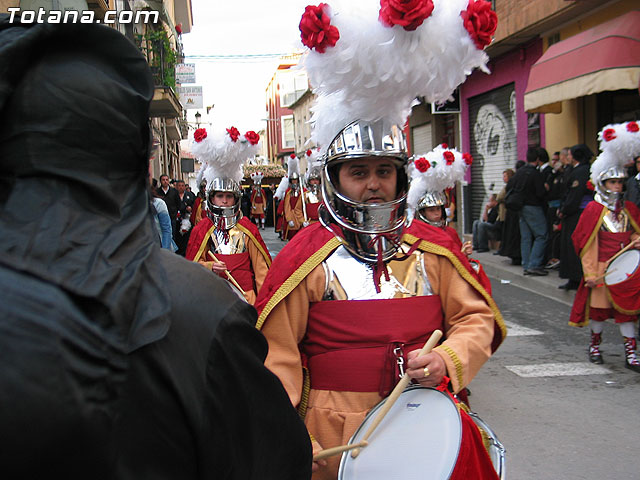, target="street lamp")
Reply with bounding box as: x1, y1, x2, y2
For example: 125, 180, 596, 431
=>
195, 111, 201, 127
